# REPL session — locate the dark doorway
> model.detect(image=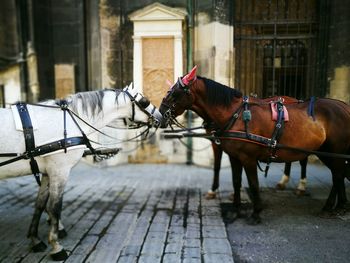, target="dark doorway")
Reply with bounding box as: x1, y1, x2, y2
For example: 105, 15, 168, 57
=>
234, 0, 323, 99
